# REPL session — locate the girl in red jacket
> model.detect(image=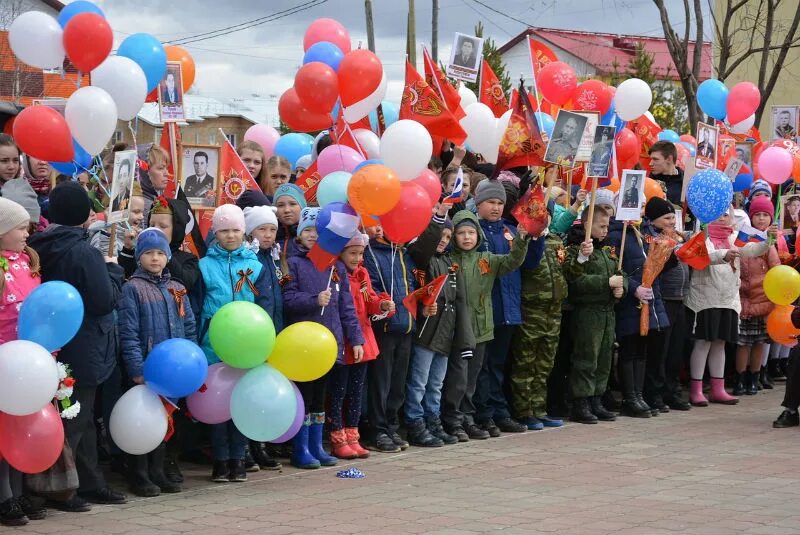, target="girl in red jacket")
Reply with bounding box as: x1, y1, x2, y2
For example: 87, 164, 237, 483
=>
329, 233, 395, 459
